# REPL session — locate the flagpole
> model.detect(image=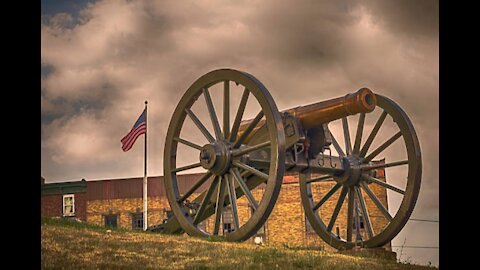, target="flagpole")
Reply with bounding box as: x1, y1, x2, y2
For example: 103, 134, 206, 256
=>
143, 100, 148, 231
